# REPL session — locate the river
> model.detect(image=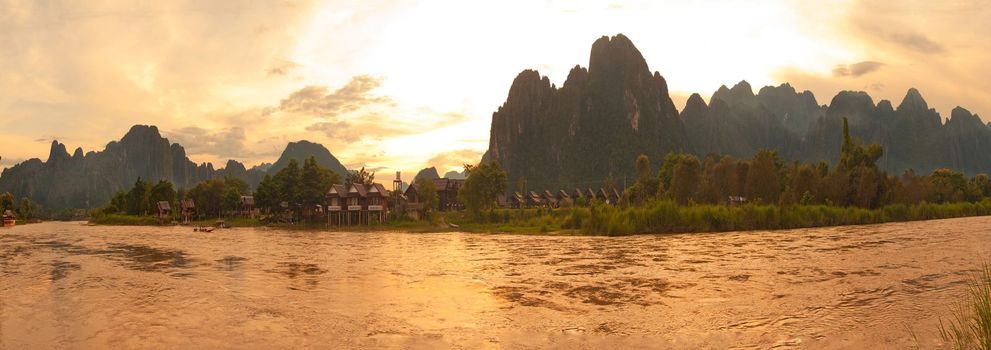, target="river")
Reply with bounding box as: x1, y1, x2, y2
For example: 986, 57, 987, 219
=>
2, 217, 989, 349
